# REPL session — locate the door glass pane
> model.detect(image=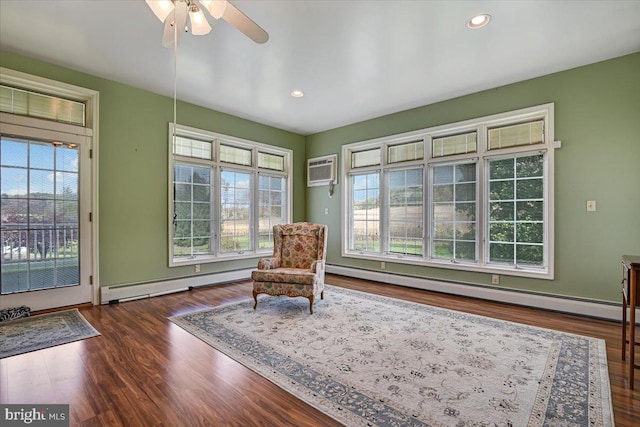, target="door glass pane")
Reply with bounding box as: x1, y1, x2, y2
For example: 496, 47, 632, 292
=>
1, 137, 80, 294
